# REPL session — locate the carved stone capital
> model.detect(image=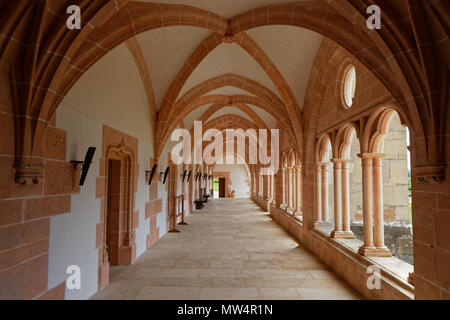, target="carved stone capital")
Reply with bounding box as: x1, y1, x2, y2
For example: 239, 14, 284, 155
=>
14, 162, 44, 185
